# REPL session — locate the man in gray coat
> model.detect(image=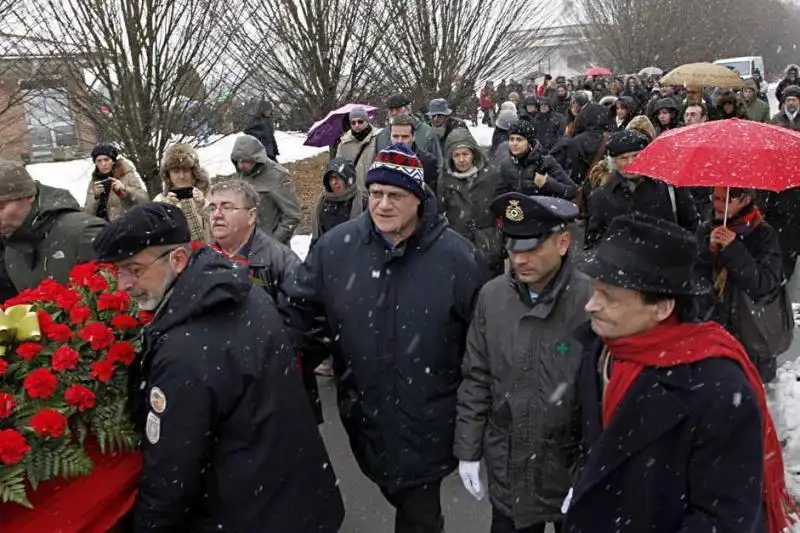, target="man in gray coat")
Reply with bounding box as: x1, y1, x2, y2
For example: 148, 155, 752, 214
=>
230, 134, 301, 245
374, 93, 444, 169
0, 159, 105, 302
454, 192, 591, 533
